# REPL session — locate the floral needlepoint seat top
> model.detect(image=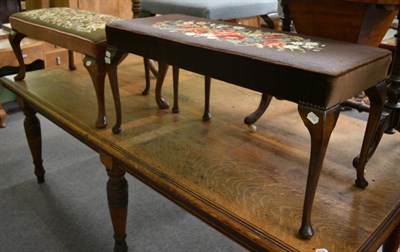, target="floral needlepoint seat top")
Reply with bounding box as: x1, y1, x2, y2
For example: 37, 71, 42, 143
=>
153, 20, 325, 53
10, 7, 121, 43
